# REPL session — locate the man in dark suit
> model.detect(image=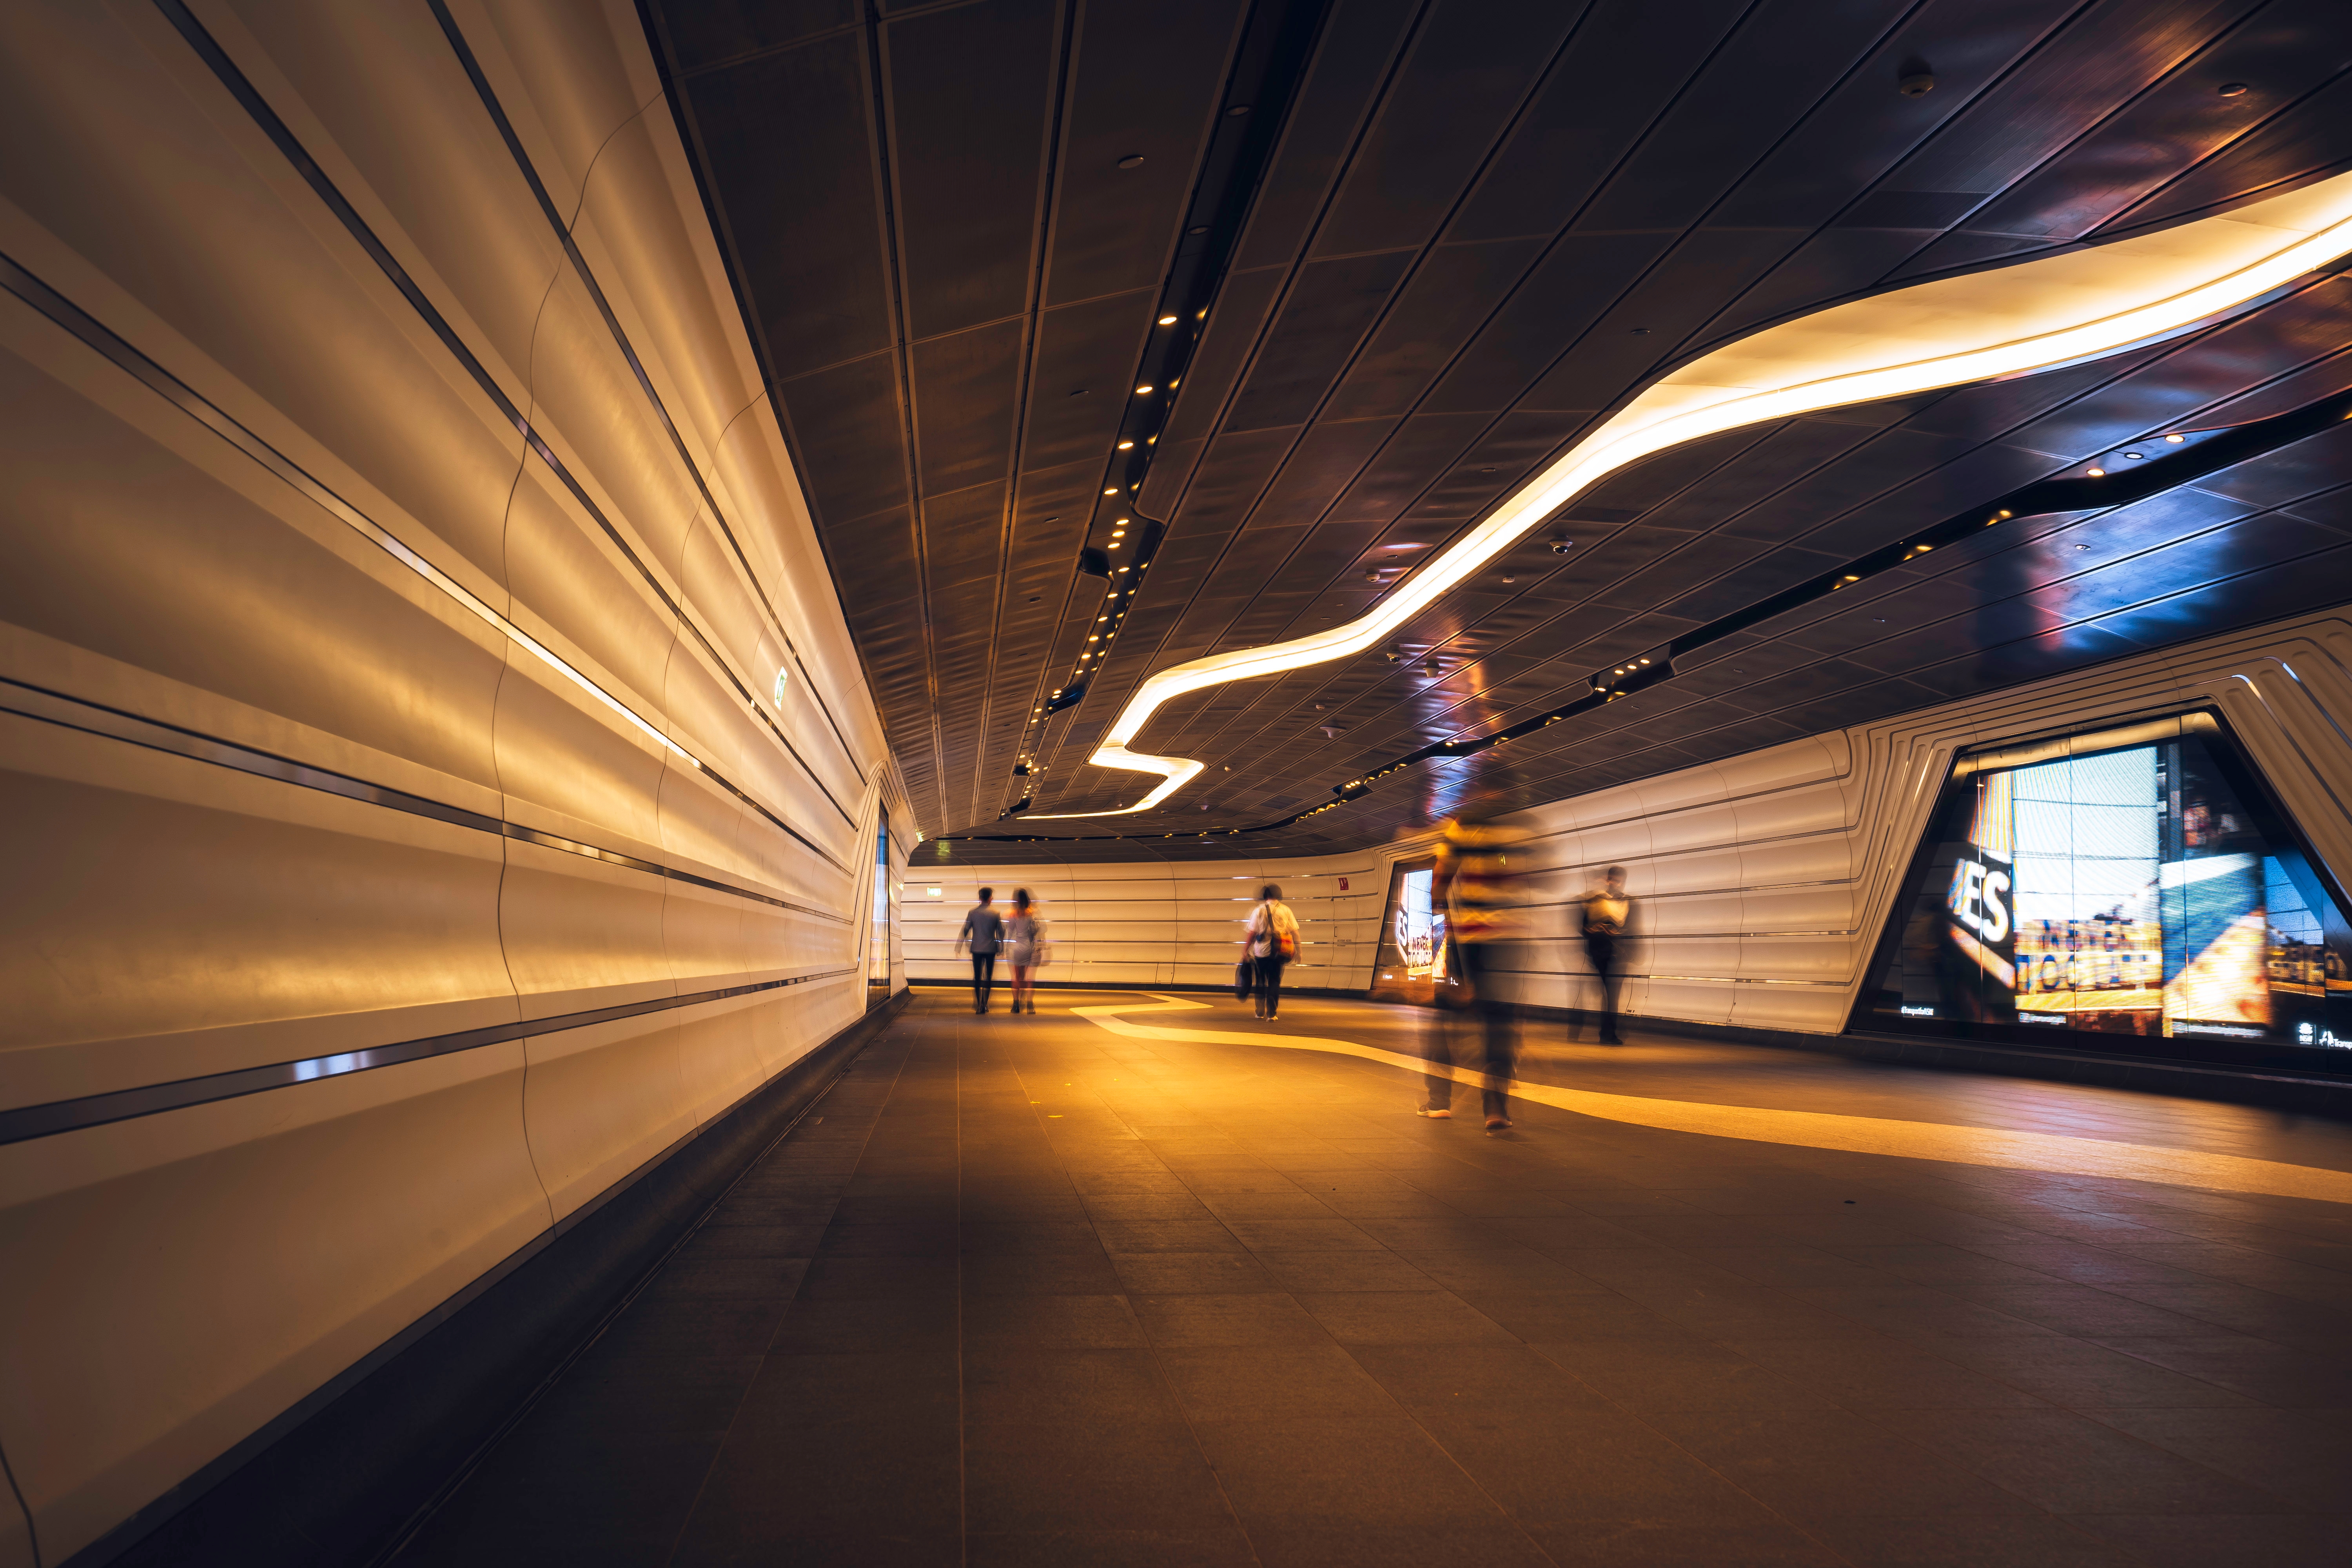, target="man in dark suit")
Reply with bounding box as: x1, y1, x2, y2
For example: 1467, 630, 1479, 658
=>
957, 888, 1004, 1014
